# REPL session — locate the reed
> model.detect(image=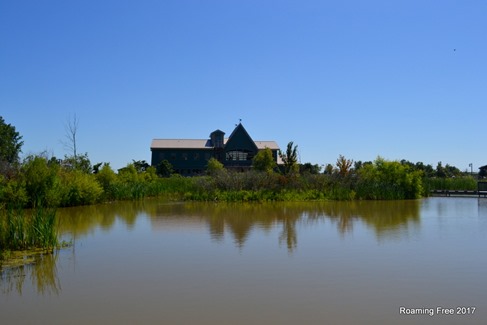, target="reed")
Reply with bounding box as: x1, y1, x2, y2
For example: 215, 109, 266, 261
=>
423, 176, 477, 192
0, 208, 59, 253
